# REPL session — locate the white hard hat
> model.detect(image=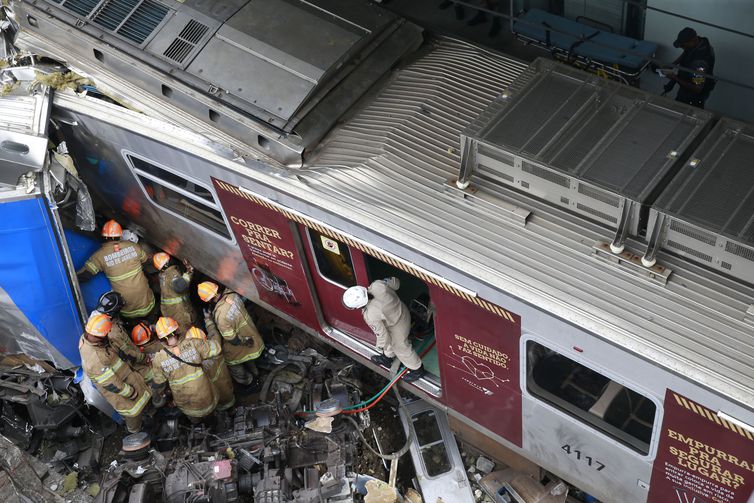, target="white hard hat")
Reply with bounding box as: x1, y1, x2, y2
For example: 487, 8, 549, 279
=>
342, 286, 369, 309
